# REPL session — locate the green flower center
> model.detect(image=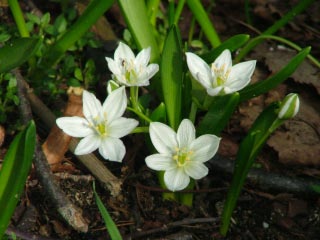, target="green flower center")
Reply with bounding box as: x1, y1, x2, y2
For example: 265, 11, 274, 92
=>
122, 59, 138, 84
173, 147, 193, 167
96, 122, 107, 136
212, 64, 230, 87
